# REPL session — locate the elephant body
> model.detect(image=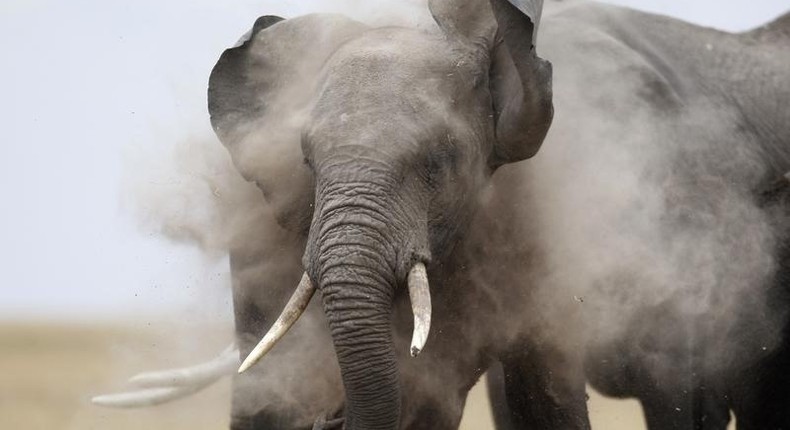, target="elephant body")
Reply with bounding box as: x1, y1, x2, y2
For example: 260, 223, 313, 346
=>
115, 1, 789, 429
490, 3, 790, 430
212, 0, 557, 428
